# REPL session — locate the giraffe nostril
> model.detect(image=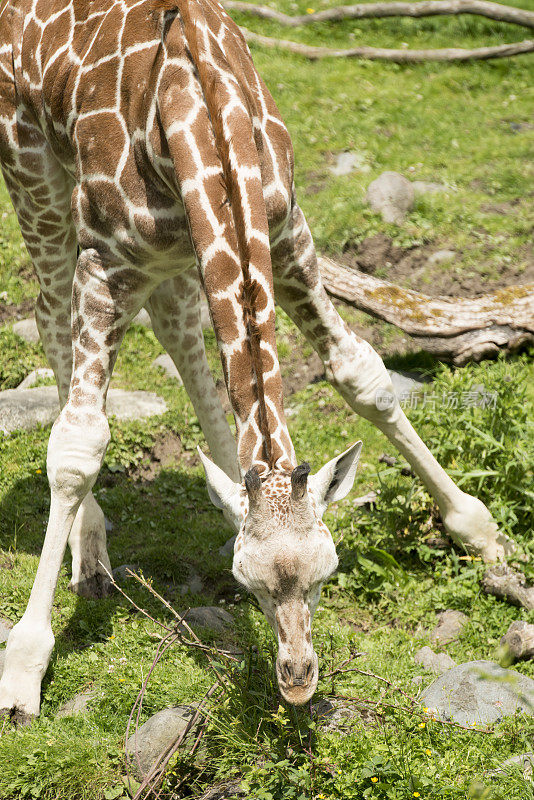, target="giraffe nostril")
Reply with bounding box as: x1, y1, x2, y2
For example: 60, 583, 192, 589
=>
281, 661, 292, 681
305, 662, 313, 681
